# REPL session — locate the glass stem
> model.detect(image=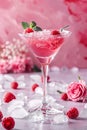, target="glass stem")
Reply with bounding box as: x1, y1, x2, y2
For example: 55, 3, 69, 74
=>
42, 64, 48, 104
